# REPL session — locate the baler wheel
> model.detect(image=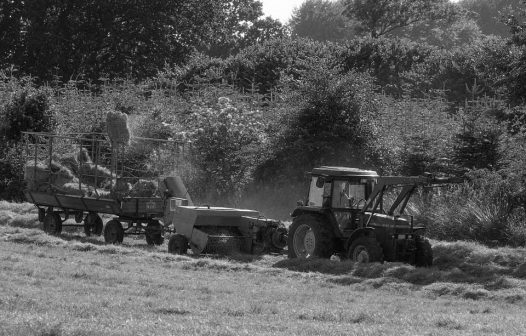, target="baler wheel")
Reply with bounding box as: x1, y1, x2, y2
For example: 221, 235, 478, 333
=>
168, 234, 189, 255
104, 219, 124, 244
414, 237, 433, 267
84, 212, 103, 237
288, 215, 334, 259
145, 220, 164, 246
43, 212, 62, 235
347, 236, 383, 263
